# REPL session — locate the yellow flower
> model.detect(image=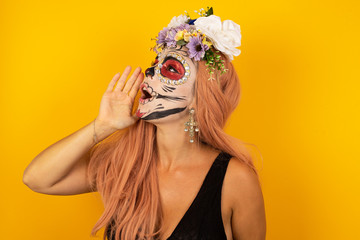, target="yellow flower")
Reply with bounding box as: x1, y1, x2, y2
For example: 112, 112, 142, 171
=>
184, 32, 191, 42
156, 45, 163, 52
202, 36, 213, 48
175, 30, 184, 41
